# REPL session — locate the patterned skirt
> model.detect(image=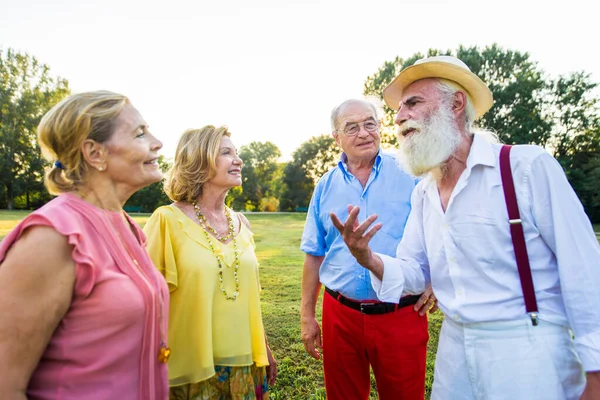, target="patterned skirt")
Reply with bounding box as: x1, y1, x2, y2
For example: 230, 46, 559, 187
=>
169, 364, 269, 400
